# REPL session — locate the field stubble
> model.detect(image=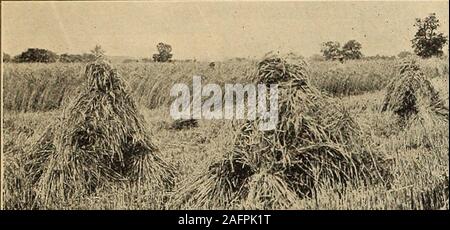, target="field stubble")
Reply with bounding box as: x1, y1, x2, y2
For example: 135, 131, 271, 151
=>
2, 58, 449, 209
